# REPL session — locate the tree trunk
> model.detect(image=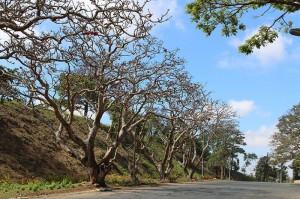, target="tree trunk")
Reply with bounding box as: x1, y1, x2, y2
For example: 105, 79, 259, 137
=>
158, 165, 166, 180
88, 164, 109, 187
98, 166, 108, 187
89, 165, 99, 185
188, 168, 196, 181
